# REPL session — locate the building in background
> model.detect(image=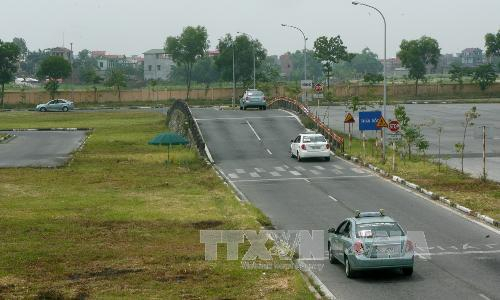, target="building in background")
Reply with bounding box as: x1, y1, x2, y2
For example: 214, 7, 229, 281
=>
279, 53, 293, 79
459, 48, 485, 67
143, 49, 174, 81
47, 47, 73, 61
